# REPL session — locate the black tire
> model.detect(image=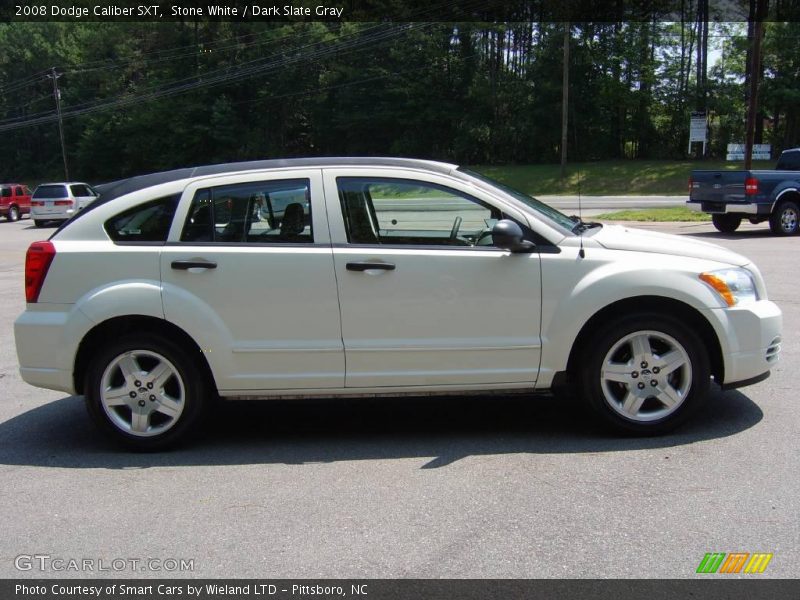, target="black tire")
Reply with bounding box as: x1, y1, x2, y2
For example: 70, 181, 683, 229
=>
577, 313, 710, 435
34, 219, 46, 228
84, 333, 209, 450
769, 200, 800, 235
711, 213, 741, 233
7, 205, 19, 222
